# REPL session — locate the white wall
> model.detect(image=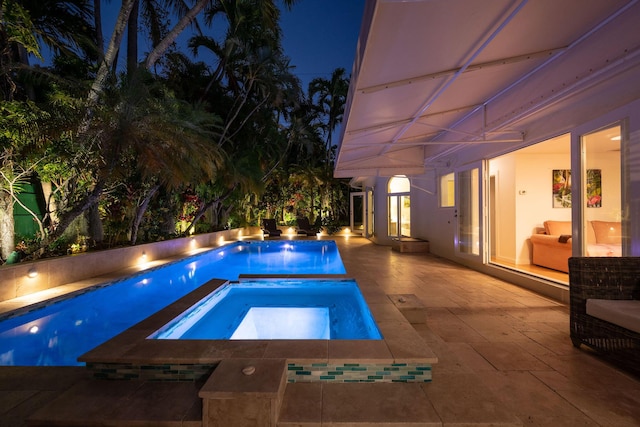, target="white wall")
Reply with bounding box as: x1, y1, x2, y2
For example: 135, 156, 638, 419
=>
412, 171, 457, 256
515, 152, 571, 264
367, 99, 639, 265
